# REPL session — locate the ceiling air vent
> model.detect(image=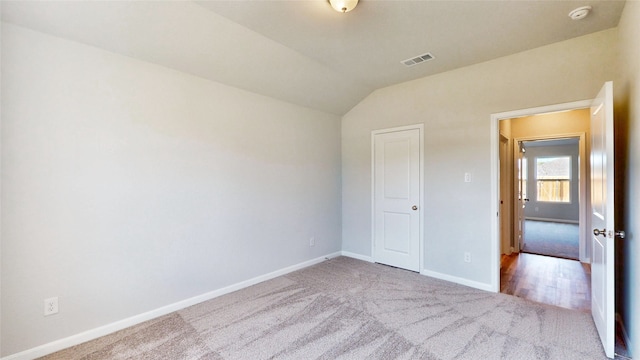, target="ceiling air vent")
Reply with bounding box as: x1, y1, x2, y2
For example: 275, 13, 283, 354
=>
401, 52, 434, 67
